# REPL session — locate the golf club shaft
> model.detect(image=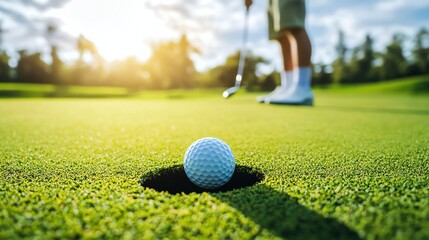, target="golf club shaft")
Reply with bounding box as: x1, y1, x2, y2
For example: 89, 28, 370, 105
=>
222, 7, 250, 98
235, 8, 249, 88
